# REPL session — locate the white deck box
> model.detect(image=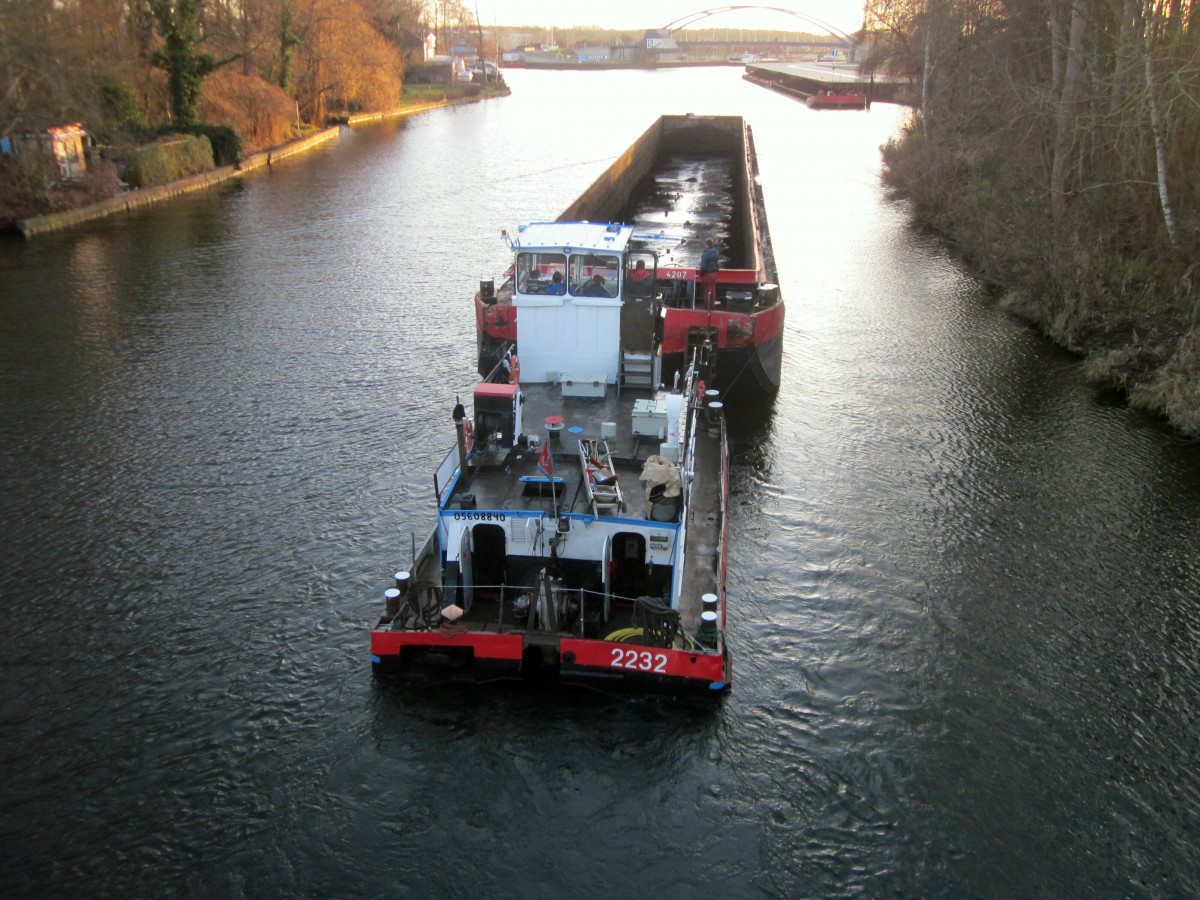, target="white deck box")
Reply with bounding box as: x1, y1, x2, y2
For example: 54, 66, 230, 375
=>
561, 373, 607, 399
632, 397, 668, 438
